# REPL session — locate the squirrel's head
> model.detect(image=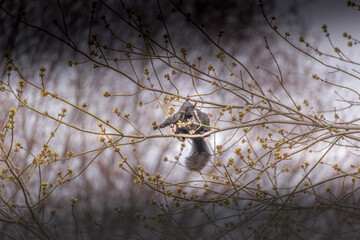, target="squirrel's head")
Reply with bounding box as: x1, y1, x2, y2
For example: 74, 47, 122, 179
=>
180, 101, 195, 115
